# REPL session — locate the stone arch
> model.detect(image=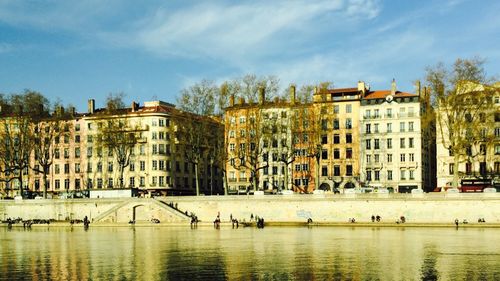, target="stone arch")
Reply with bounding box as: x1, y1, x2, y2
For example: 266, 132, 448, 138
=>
132, 205, 148, 222
319, 182, 331, 191
340, 180, 360, 189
